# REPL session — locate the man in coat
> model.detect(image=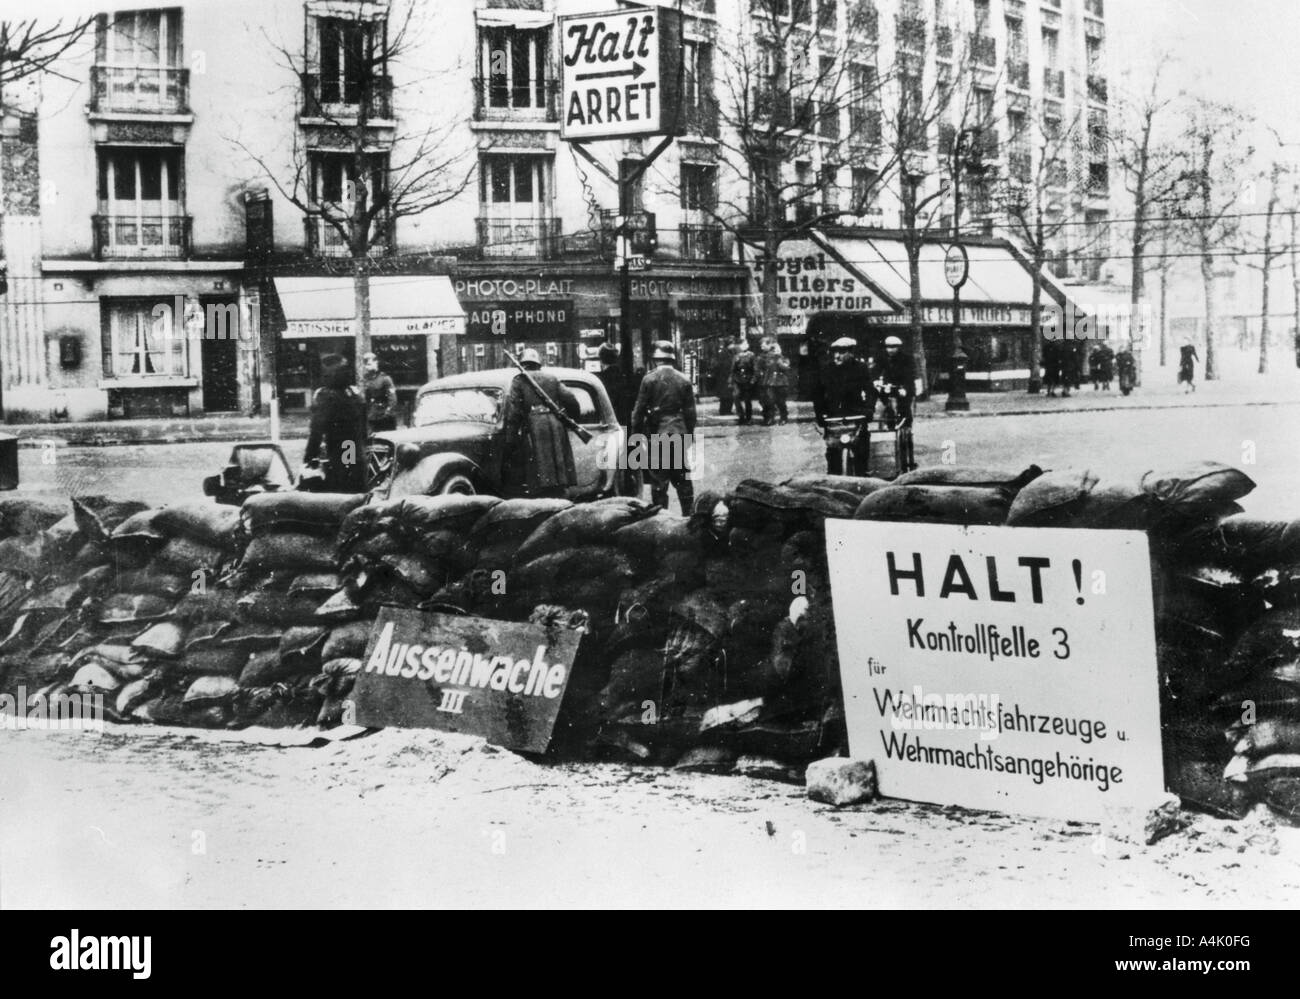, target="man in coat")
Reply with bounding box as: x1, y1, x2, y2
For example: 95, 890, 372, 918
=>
760, 339, 792, 425
713, 341, 739, 417
305, 354, 368, 493
813, 336, 872, 475
729, 338, 759, 425
631, 341, 697, 514
874, 334, 917, 471
502, 348, 581, 499
595, 342, 631, 426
